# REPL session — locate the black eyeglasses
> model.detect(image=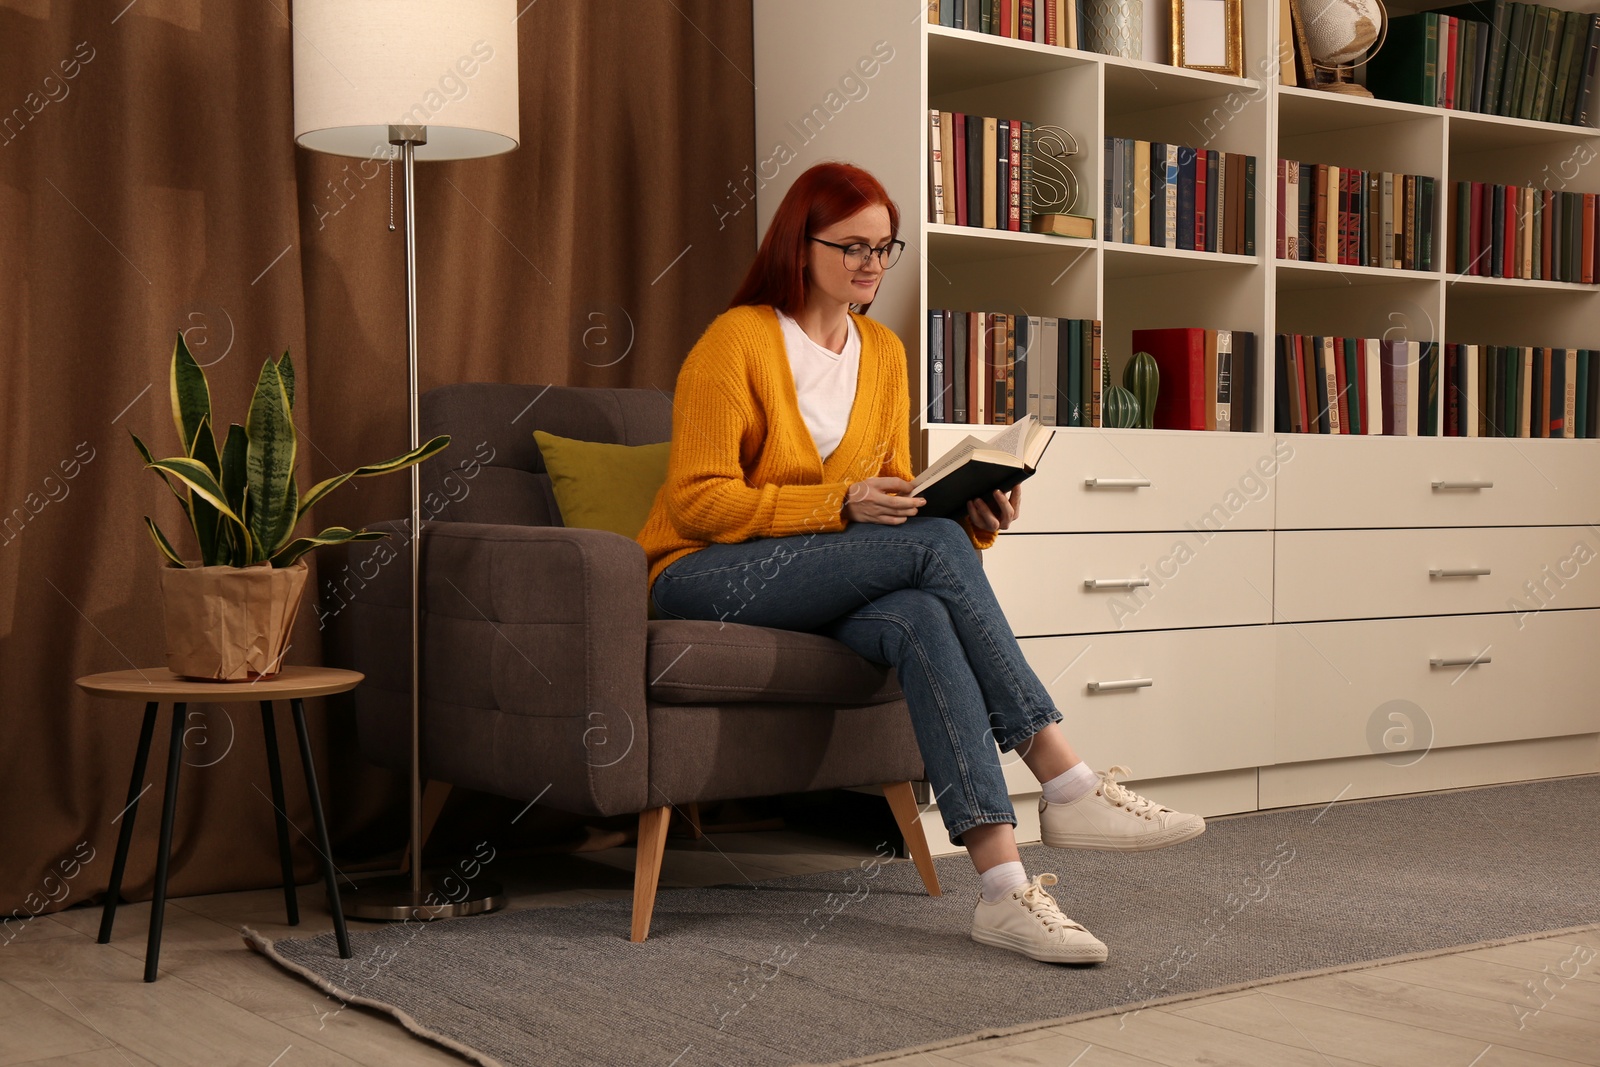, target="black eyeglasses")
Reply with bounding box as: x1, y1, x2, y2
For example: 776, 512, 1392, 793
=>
808, 236, 906, 270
